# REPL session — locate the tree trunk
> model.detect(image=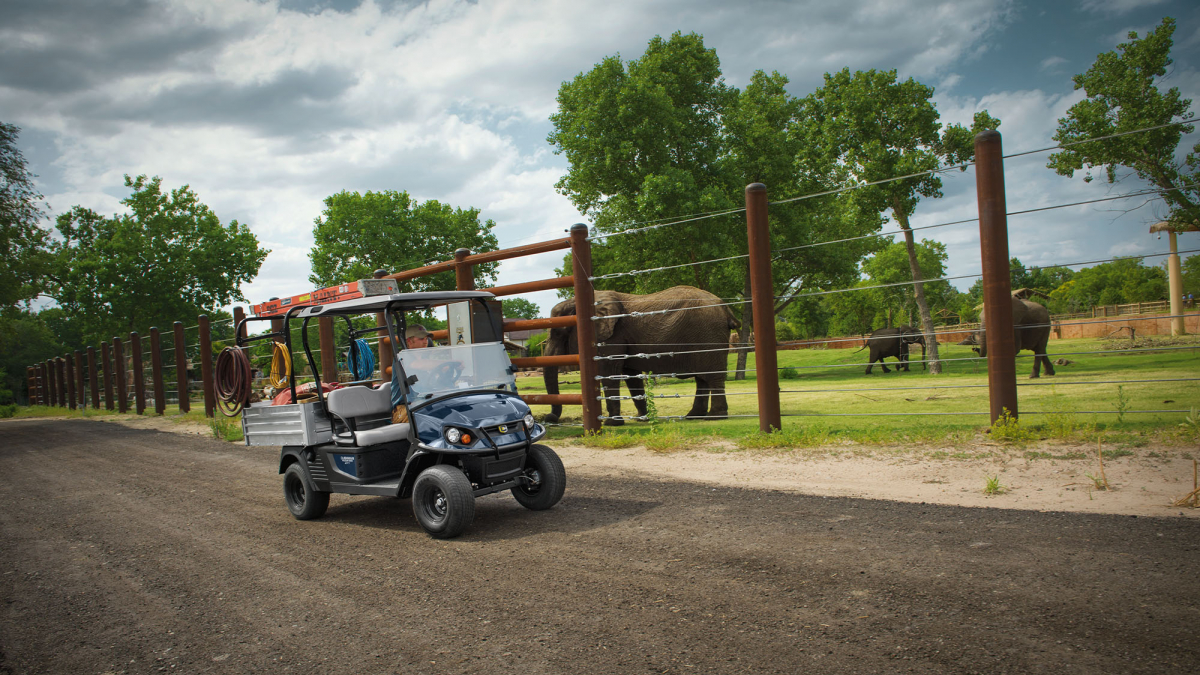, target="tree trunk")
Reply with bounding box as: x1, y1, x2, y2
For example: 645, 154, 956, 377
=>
893, 203, 941, 374
734, 272, 752, 380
